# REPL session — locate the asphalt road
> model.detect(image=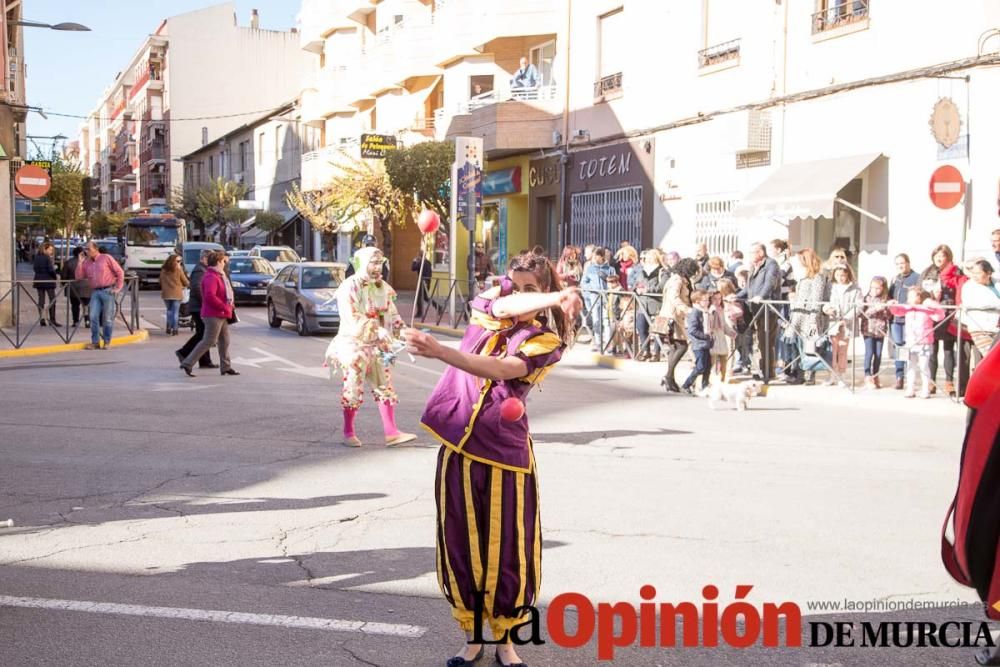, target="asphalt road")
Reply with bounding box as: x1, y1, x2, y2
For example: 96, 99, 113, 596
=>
0, 293, 994, 666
